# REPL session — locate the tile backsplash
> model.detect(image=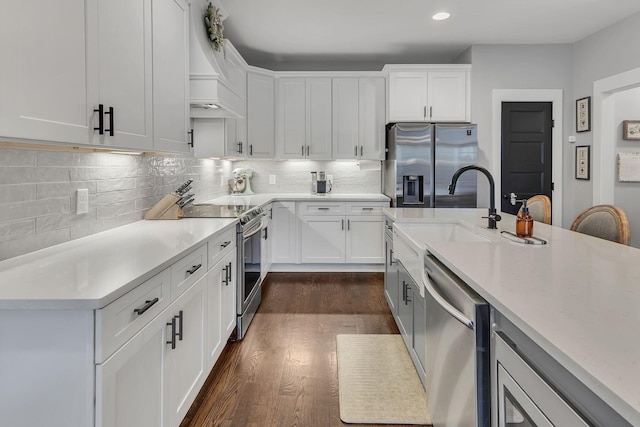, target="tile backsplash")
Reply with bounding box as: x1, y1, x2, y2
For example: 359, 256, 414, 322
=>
0, 148, 382, 261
